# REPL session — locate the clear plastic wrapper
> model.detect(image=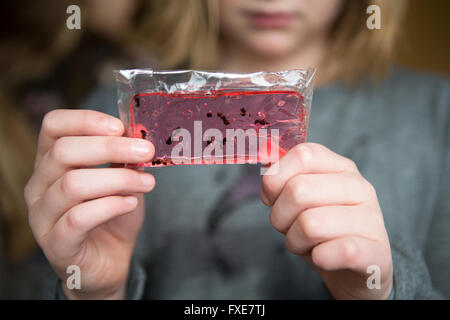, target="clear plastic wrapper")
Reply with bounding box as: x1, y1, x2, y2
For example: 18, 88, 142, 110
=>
114, 68, 315, 167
